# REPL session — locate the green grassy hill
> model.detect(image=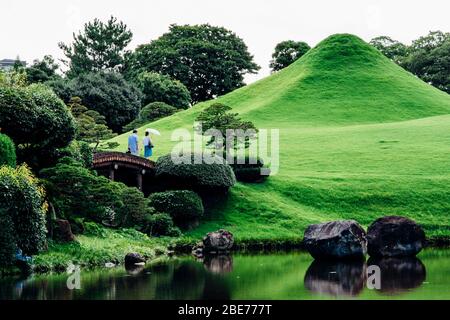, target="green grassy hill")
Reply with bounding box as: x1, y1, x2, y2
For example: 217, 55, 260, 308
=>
108, 34, 450, 242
